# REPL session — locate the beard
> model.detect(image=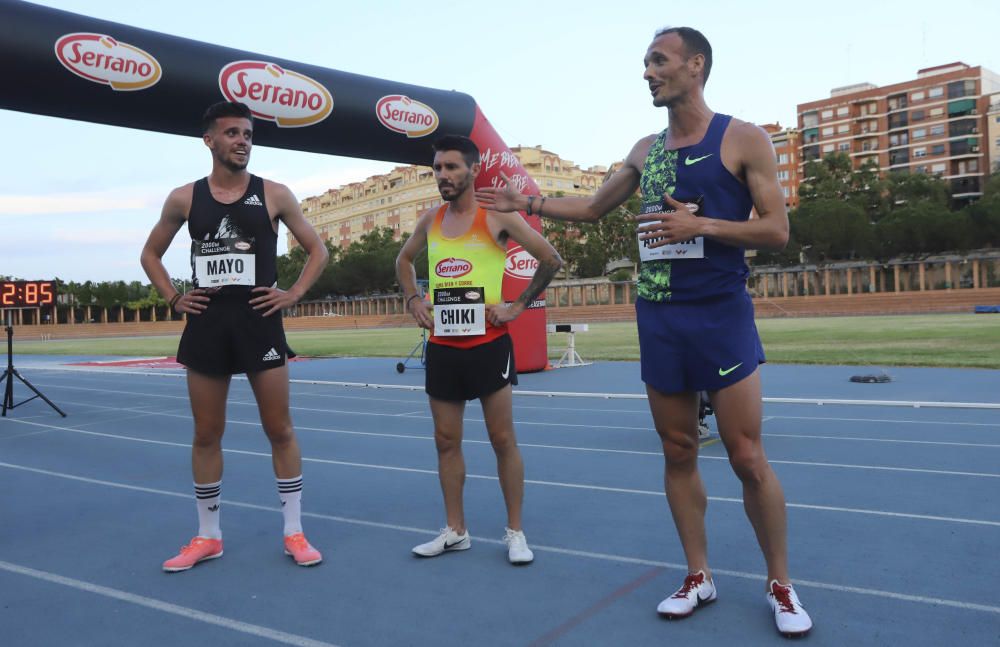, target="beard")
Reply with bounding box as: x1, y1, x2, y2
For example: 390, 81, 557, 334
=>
216, 149, 249, 172
438, 173, 472, 202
